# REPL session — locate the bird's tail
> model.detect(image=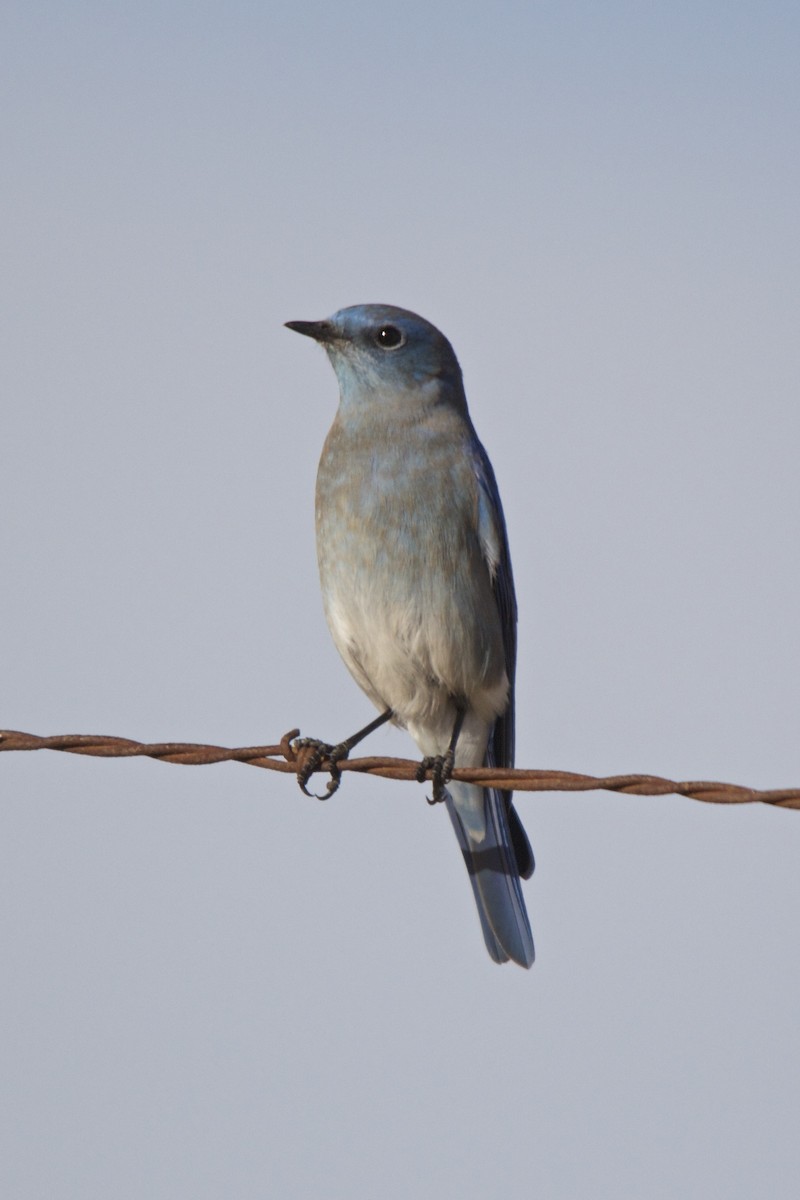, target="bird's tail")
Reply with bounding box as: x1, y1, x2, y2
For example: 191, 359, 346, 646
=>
446, 781, 535, 968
